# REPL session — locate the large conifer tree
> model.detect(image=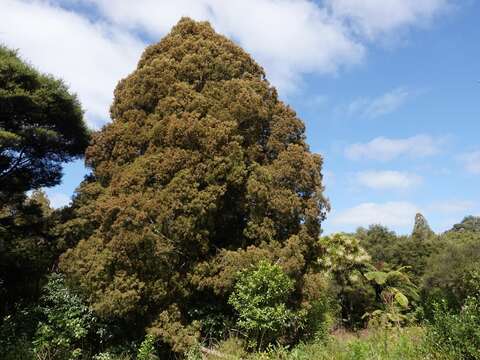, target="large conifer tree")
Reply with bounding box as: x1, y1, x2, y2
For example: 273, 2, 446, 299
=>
61, 18, 329, 351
